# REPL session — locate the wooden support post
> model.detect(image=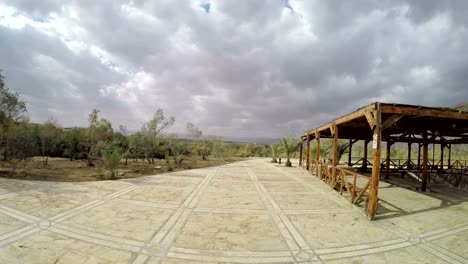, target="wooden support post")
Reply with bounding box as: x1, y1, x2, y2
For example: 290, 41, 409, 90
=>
315, 131, 320, 176
368, 103, 382, 220
299, 141, 303, 167
417, 143, 421, 169
306, 135, 311, 170
332, 125, 338, 185
448, 144, 451, 169
348, 139, 353, 166
407, 142, 412, 170
422, 131, 429, 192
385, 139, 391, 179
363, 139, 369, 171
440, 143, 444, 170
432, 143, 435, 169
